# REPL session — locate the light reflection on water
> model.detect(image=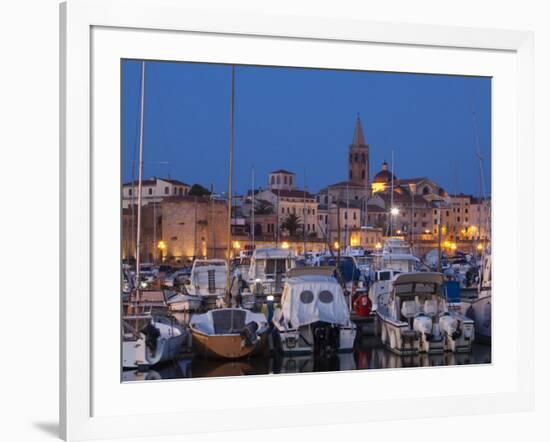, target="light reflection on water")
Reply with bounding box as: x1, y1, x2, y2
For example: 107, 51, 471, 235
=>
122, 333, 491, 382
